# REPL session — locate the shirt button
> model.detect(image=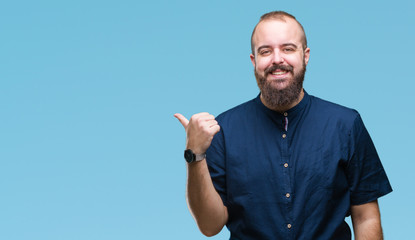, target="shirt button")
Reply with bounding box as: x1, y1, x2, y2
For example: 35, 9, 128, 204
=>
287, 224, 292, 229
286, 193, 291, 198
284, 163, 288, 168
284, 112, 288, 116
282, 134, 287, 138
